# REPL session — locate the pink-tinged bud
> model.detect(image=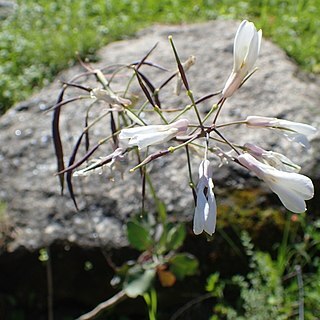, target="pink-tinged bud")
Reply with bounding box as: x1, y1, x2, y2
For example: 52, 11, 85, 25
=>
238, 153, 314, 213
119, 119, 189, 150
244, 143, 301, 173
193, 160, 217, 235
246, 116, 317, 148
222, 20, 262, 98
